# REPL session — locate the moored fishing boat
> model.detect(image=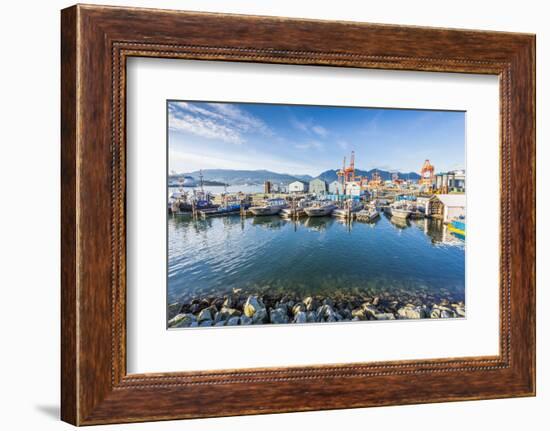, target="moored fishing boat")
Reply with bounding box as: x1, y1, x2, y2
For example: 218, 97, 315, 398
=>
280, 197, 312, 218
200, 195, 248, 217
332, 199, 363, 218
249, 198, 288, 216
304, 200, 337, 217
390, 202, 412, 219
356, 206, 380, 222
